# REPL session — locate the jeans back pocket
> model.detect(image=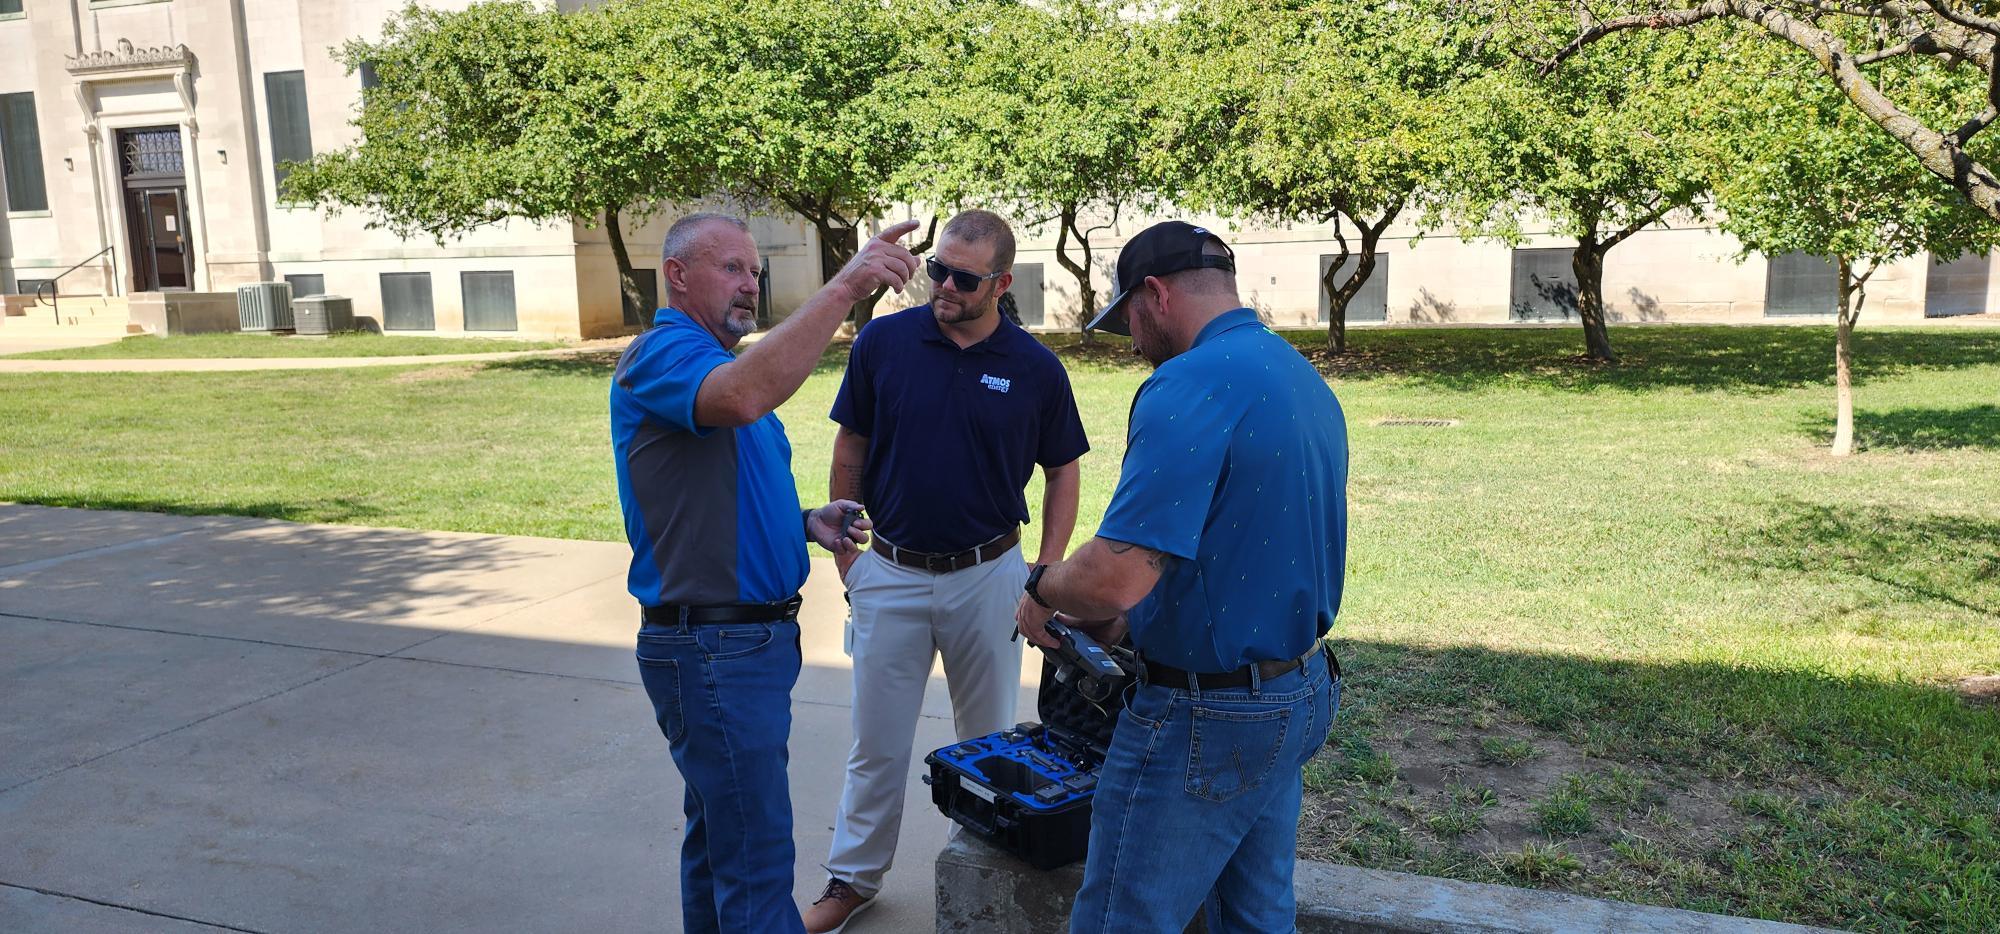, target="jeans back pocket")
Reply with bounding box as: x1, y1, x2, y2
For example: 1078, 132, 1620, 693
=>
1186, 704, 1290, 803
634, 651, 686, 744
